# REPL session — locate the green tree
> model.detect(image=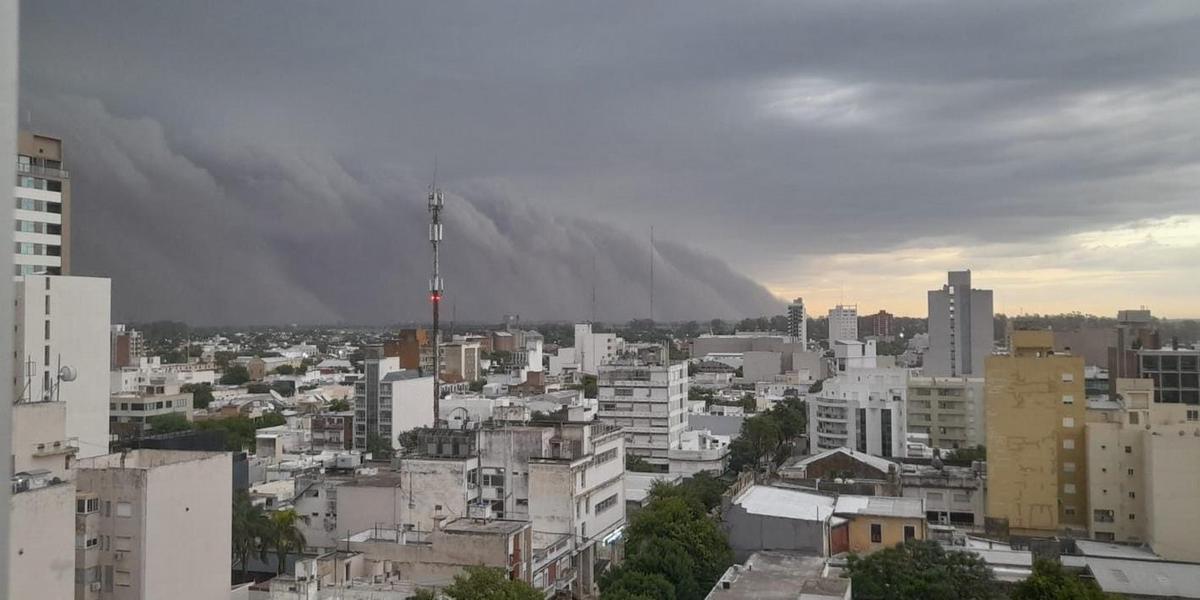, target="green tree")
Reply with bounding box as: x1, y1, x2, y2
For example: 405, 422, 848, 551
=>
146, 413, 192, 434
442, 566, 541, 600
582, 374, 598, 399
1010, 559, 1119, 600
845, 540, 998, 600
231, 490, 269, 581
741, 415, 782, 469
183, 382, 214, 409
739, 393, 757, 412
366, 433, 393, 460
328, 398, 351, 412
220, 365, 251, 385
600, 569, 676, 600
274, 364, 295, 375
625, 496, 732, 593
411, 590, 438, 600
618, 537, 701, 599
946, 445, 986, 463
468, 379, 486, 392
265, 508, 307, 575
